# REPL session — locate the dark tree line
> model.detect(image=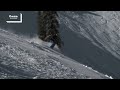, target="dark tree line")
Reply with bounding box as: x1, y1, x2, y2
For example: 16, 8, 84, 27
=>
37, 11, 63, 49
